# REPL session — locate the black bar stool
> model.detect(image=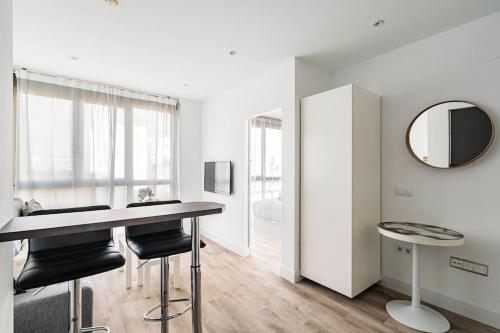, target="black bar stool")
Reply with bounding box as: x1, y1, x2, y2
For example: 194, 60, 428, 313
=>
16, 205, 126, 333
125, 200, 205, 333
